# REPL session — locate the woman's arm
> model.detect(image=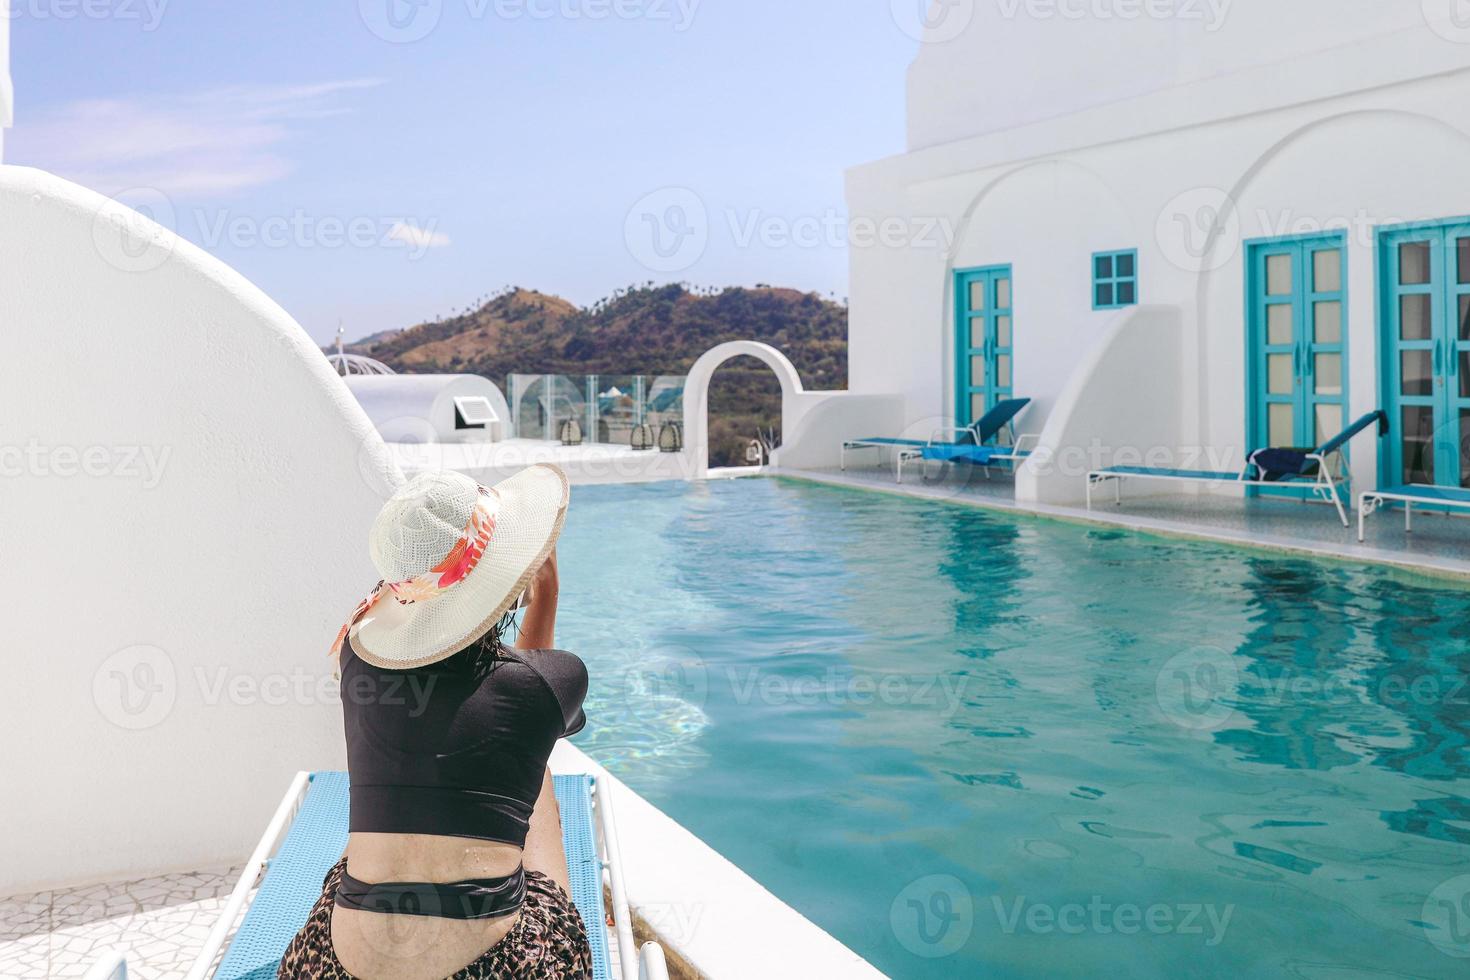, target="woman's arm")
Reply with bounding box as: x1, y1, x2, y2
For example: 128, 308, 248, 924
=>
517, 548, 558, 650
